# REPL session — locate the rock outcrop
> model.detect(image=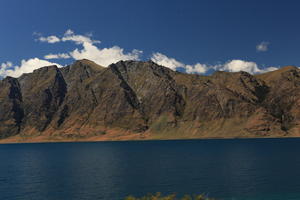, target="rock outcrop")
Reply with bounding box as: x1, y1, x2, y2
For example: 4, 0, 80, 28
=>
0, 59, 299, 142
